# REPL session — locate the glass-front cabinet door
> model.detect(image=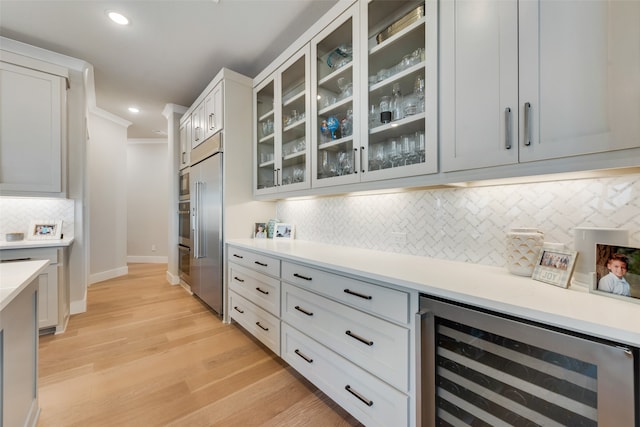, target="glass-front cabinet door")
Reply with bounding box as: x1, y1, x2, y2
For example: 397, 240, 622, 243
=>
311, 5, 360, 188
254, 77, 277, 194
362, 0, 437, 181
254, 46, 310, 196
279, 46, 311, 192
